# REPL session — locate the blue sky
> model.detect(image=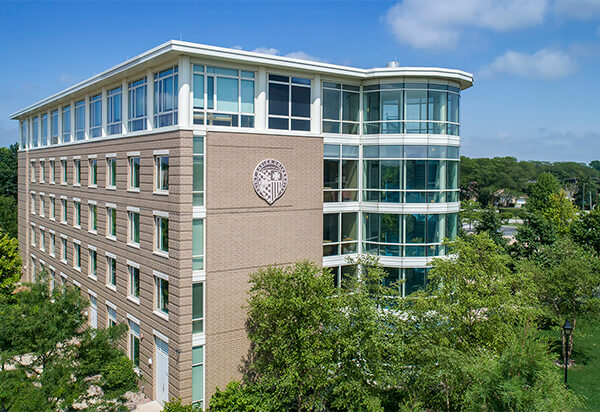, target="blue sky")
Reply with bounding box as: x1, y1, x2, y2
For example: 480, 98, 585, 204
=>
1, 0, 600, 162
